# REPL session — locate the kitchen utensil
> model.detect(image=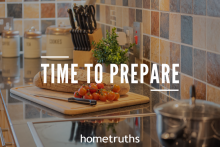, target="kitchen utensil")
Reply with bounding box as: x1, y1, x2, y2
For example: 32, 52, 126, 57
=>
85, 5, 96, 34
45, 23, 73, 60
10, 85, 150, 115
2, 25, 20, 57
24, 27, 42, 58
154, 85, 220, 147
33, 94, 97, 106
